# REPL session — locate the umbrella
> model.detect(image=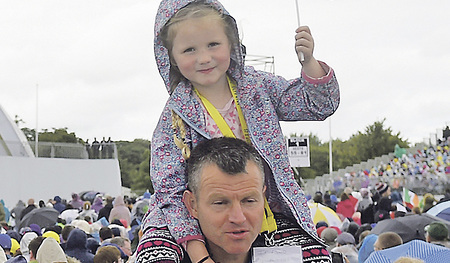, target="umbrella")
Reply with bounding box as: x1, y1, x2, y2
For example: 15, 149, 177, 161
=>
19, 207, 59, 230
308, 203, 342, 227
364, 239, 450, 263
370, 214, 450, 242
427, 200, 450, 221
60, 208, 80, 224
79, 190, 102, 204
